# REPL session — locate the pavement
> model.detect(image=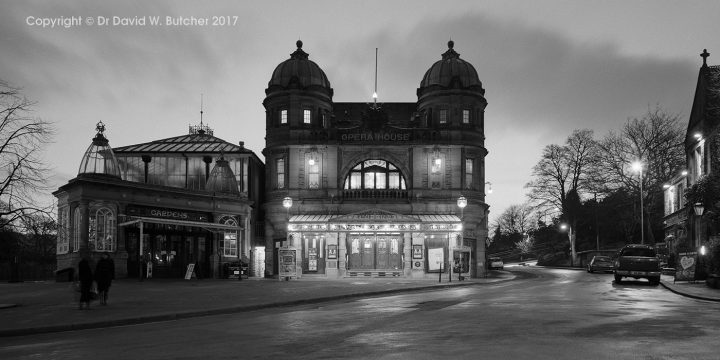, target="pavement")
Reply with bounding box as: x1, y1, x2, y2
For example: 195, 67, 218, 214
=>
0, 268, 717, 338
0, 272, 515, 338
